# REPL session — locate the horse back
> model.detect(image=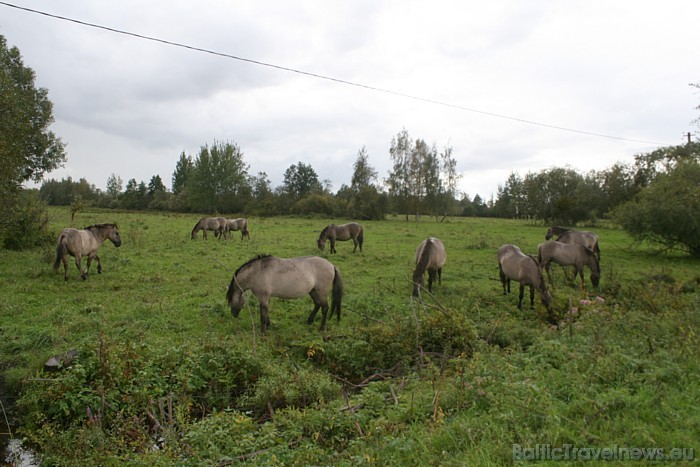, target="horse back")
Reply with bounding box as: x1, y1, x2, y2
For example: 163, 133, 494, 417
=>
416, 237, 446, 269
